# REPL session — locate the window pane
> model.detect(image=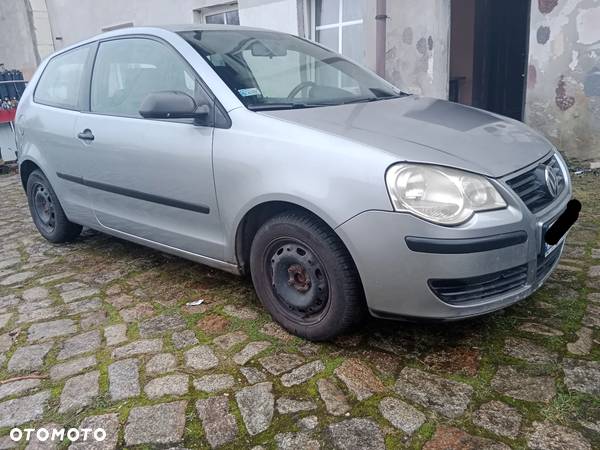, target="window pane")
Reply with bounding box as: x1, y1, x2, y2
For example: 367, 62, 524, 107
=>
243, 50, 302, 98
225, 10, 240, 25
315, 0, 339, 26
34, 45, 90, 109
315, 61, 342, 88
342, 0, 364, 21
206, 13, 225, 24
316, 27, 339, 52
342, 23, 365, 63
91, 38, 201, 117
